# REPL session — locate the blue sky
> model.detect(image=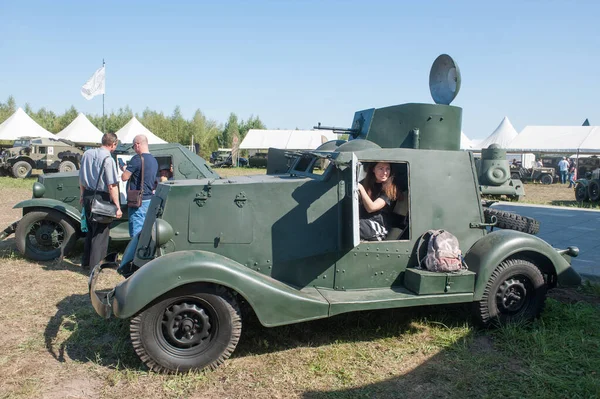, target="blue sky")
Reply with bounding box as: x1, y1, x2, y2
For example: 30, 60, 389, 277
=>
1, 0, 598, 139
